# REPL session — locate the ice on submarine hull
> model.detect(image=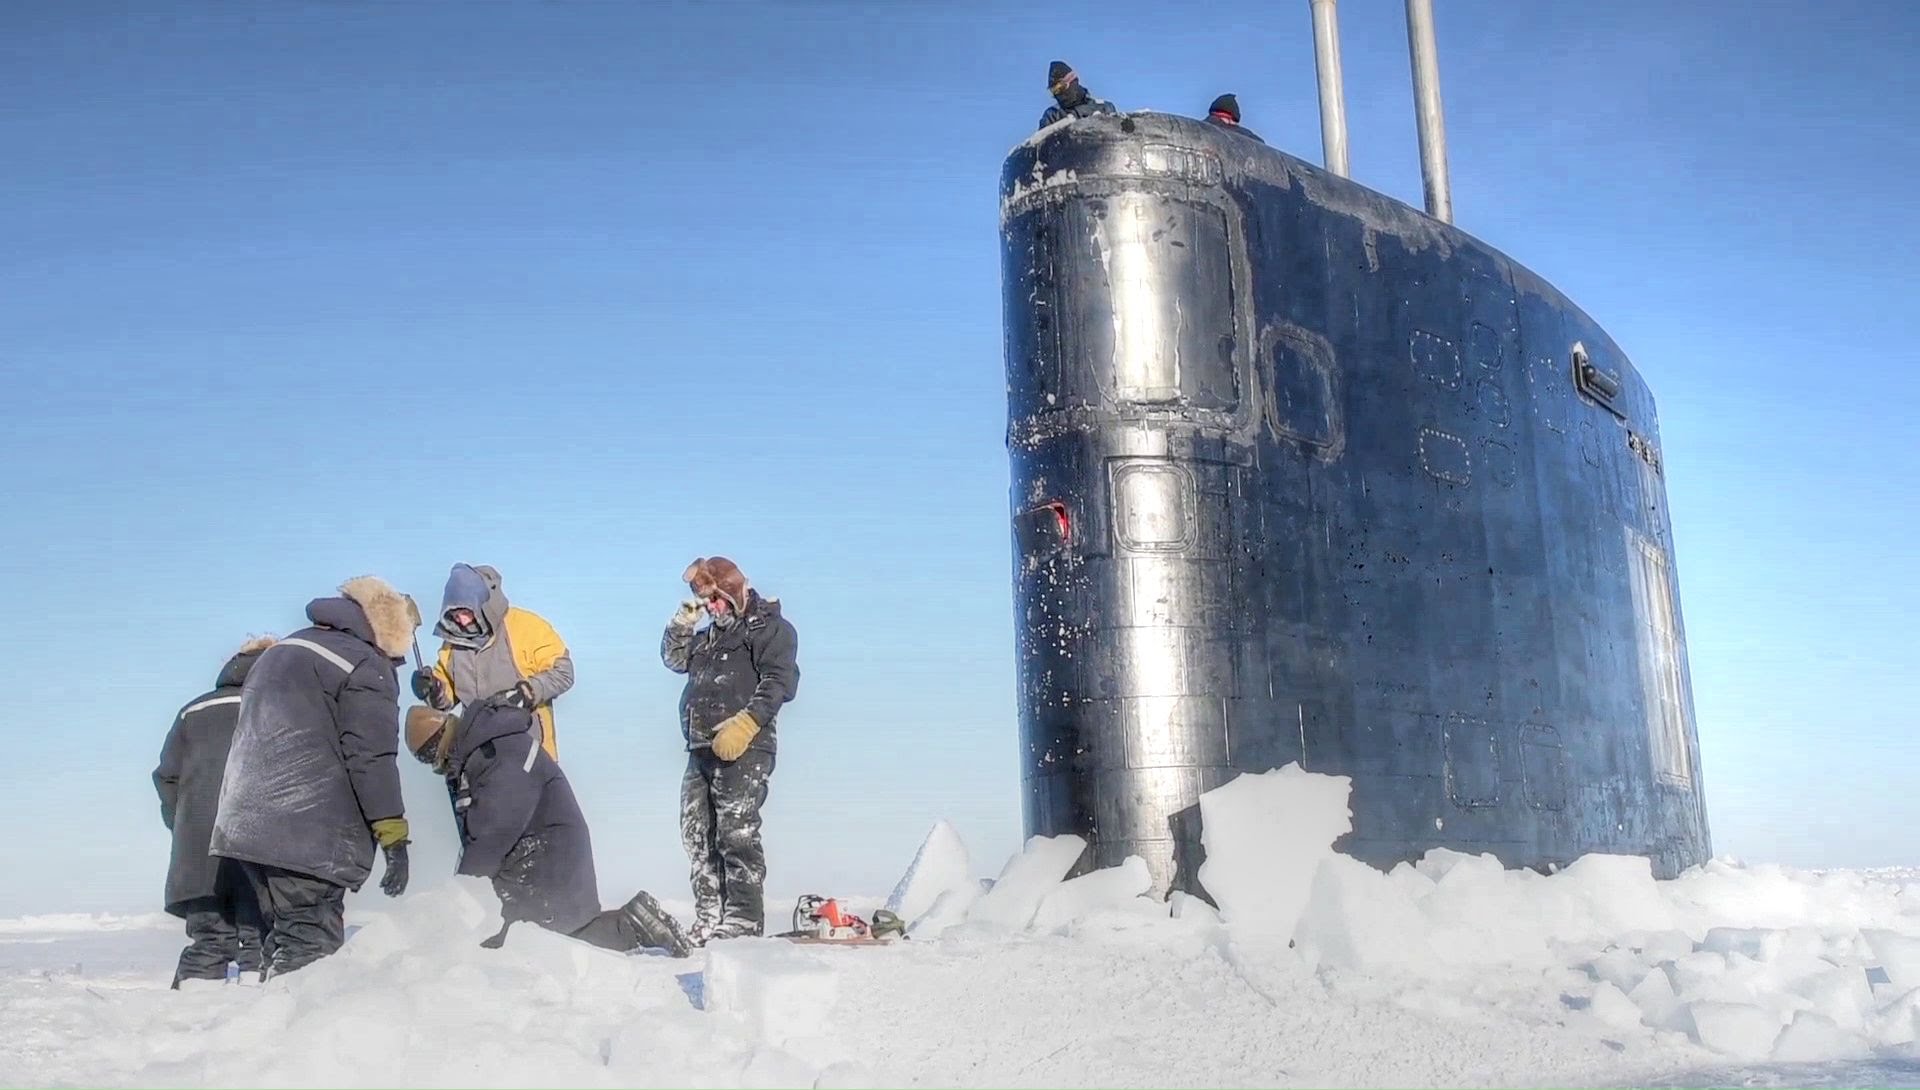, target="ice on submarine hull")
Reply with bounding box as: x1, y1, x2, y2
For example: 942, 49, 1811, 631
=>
999, 111, 1710, 894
